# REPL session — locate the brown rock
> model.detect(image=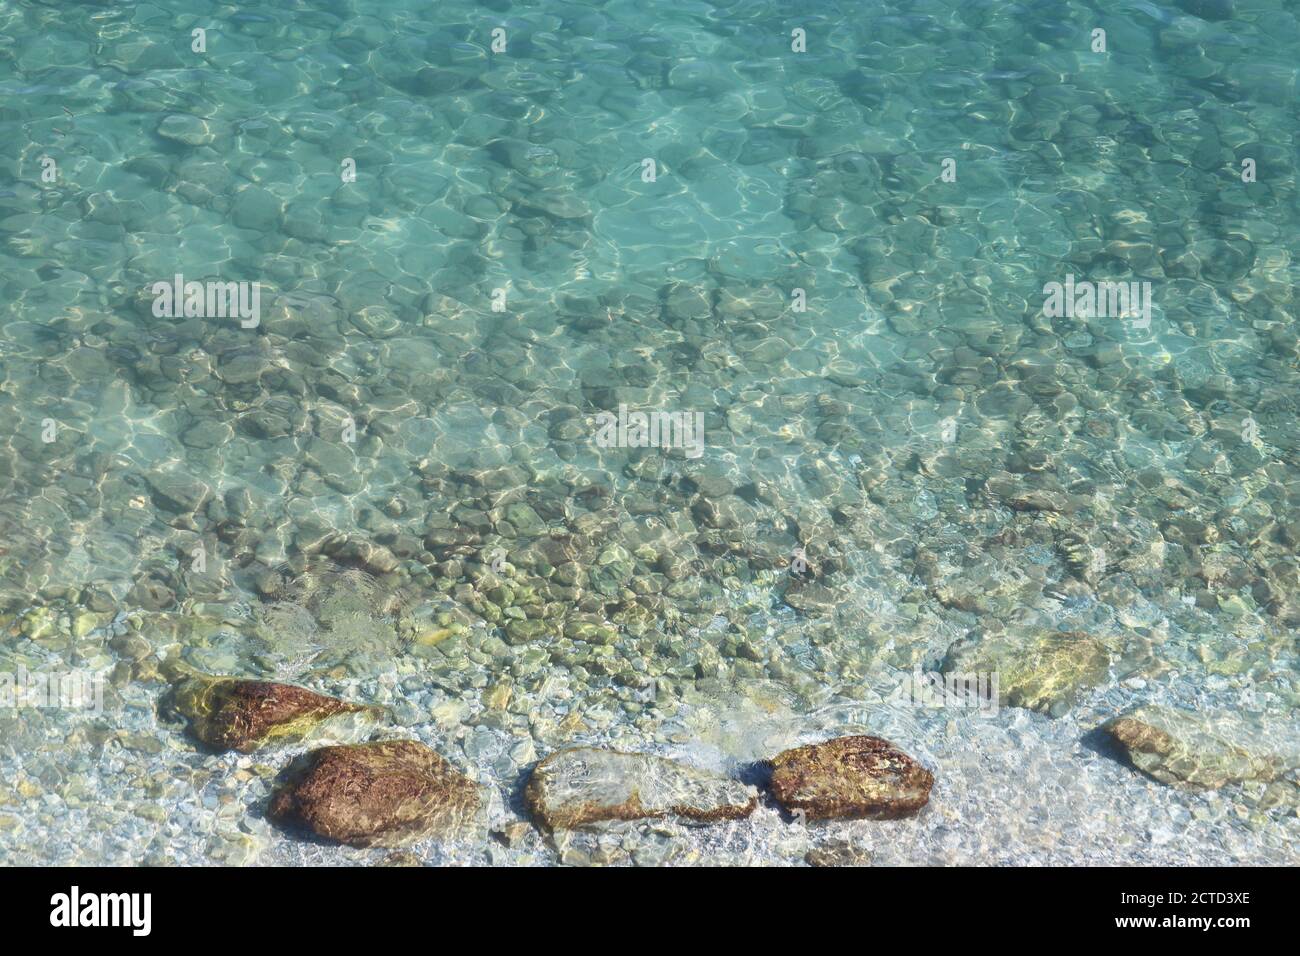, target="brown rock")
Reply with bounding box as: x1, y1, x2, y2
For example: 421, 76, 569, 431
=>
167, 670, 370, 753
269, 740, 483, 848
769, 735, 933, 821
